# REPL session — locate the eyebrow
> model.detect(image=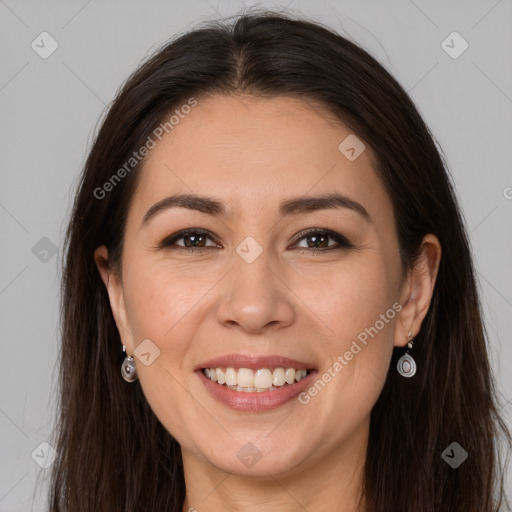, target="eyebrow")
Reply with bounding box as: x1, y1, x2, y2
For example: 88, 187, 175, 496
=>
141, 192, 371, 227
